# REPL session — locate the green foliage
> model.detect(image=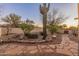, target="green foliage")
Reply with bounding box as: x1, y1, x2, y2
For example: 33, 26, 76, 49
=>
62, 24, 67, 29
25, 24, 34, 33
69, 26, 78, 30
19, 23, 27, 31
19, 23, 34, 34
48, 24, 60, 34
63, 24, 67, 27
